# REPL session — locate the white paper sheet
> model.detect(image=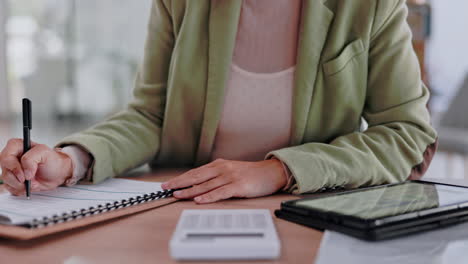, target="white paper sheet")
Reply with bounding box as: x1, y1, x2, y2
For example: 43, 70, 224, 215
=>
0, 178, 163, 225
315, 223, 468, 264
